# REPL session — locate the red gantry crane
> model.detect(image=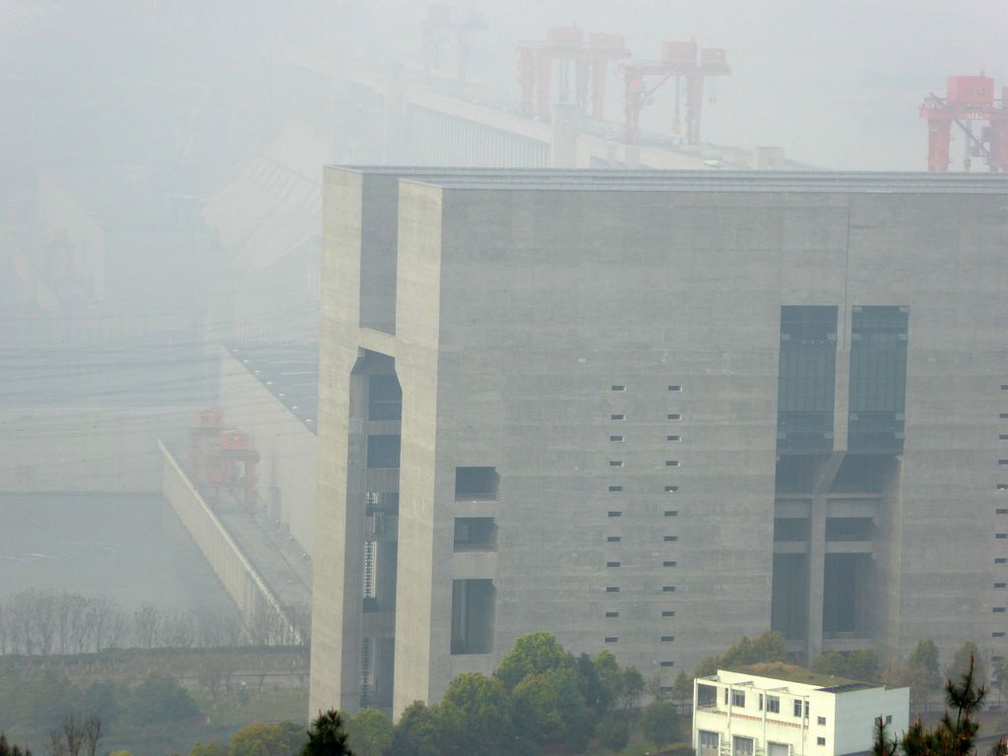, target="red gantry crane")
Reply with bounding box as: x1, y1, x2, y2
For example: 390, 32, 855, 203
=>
622, 40, 730, 145
920, 74, 1008, 172
517, 26, 630, 122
